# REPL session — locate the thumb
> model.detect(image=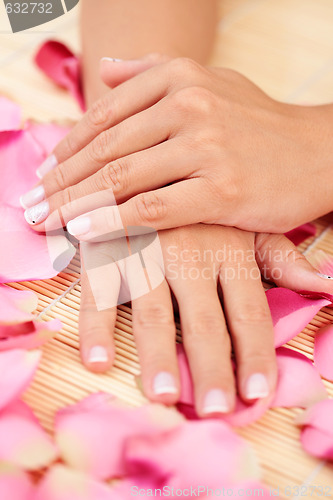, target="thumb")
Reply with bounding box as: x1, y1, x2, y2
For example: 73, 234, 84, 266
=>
255, 233, 333, 293
100, 53, 170, 88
